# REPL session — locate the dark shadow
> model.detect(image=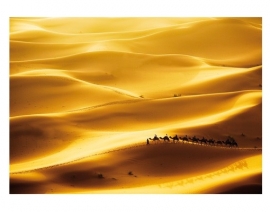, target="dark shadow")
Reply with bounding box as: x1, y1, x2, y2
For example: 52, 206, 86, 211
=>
219, 184, 262, 194
10, 182, 47, 194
